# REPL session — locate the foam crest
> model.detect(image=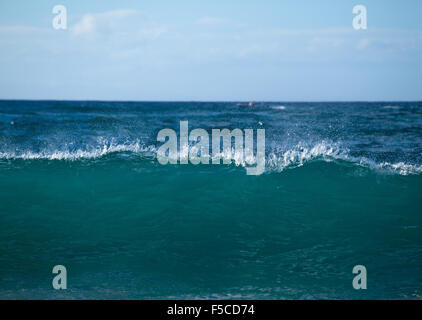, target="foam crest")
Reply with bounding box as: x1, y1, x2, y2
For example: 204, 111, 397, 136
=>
265, 142, 422, 176
271, 106, 286, 110
378, 161, 422, 176
0, 140, 156, 160
267, 142, 346, 171
0, 140, 421, 176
